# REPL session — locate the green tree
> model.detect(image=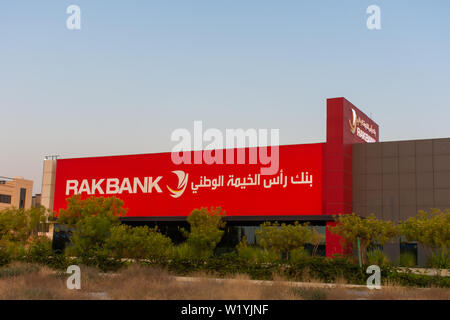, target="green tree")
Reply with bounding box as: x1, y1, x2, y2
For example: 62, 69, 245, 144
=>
256, 221, 324, 260
181, 207, 226, 259
56, 196, 126, 257
329, 213, 398, 265
57, 195, 126, 227
400, 209, 449, 268
0, 206, 48, 243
